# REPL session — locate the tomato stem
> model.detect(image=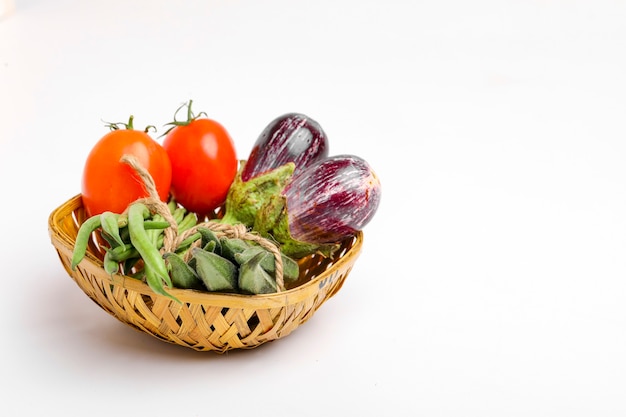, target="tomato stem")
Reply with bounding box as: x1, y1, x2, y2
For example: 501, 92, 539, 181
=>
161, 99, 208, 137
103, 115, 155, 133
